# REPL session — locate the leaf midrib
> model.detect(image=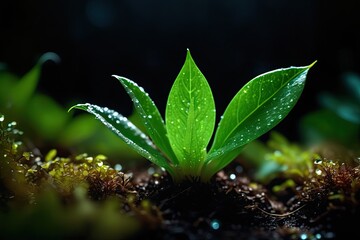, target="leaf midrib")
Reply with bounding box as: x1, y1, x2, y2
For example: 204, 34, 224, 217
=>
184, 58, 195, 156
